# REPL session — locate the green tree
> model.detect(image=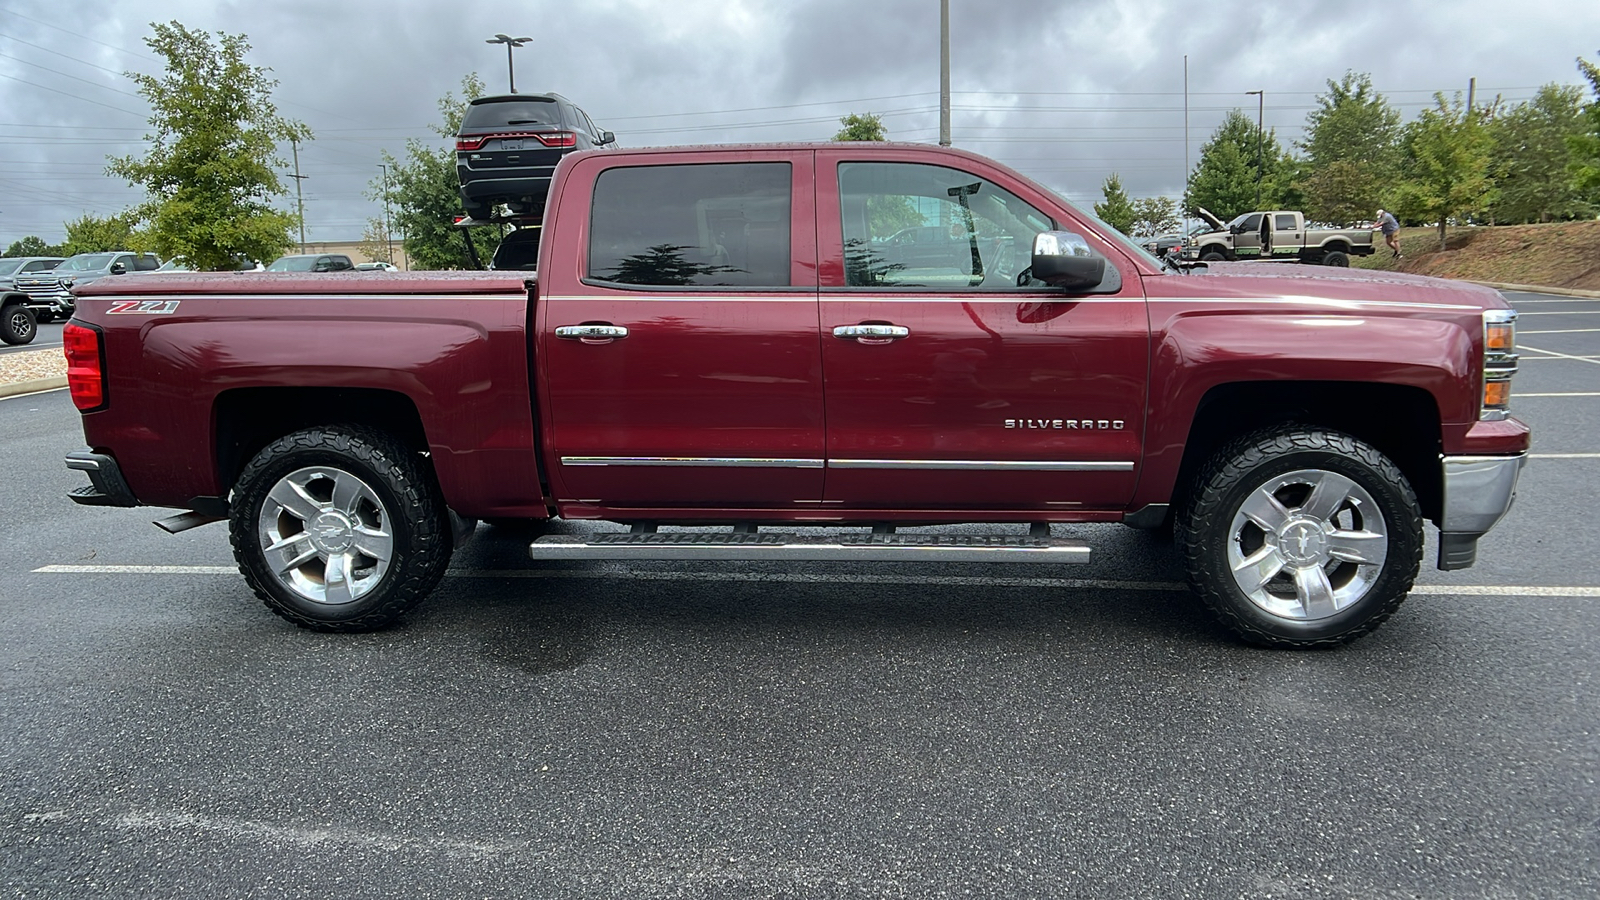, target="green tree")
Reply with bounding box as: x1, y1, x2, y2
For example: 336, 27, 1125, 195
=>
1393, 93, 1496, 248
1488, 83, 1590, 223
60, 213, 138, 255
107, 22, 309, 271
1129, 196, 1178, 237
1186, 110, 1291, 220
4, 236, 63, 257
1094, 173, 1137, 234
373, 74, 498, 270
833, 112, 888, 141
1569, 53, 1600, 204
1296, 72, 1401, 224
